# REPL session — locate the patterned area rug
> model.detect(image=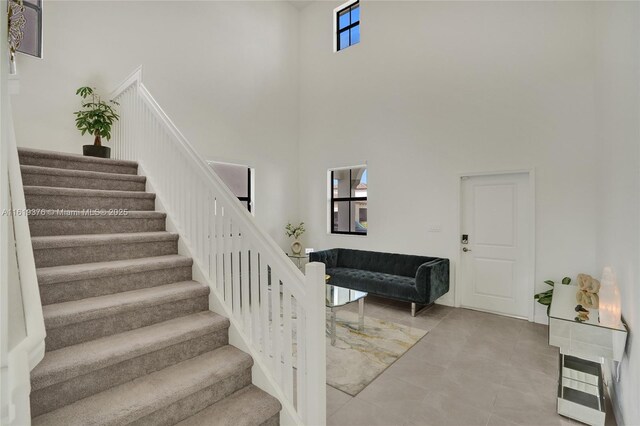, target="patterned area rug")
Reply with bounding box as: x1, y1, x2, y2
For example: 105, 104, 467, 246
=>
327, 310, 428, 396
